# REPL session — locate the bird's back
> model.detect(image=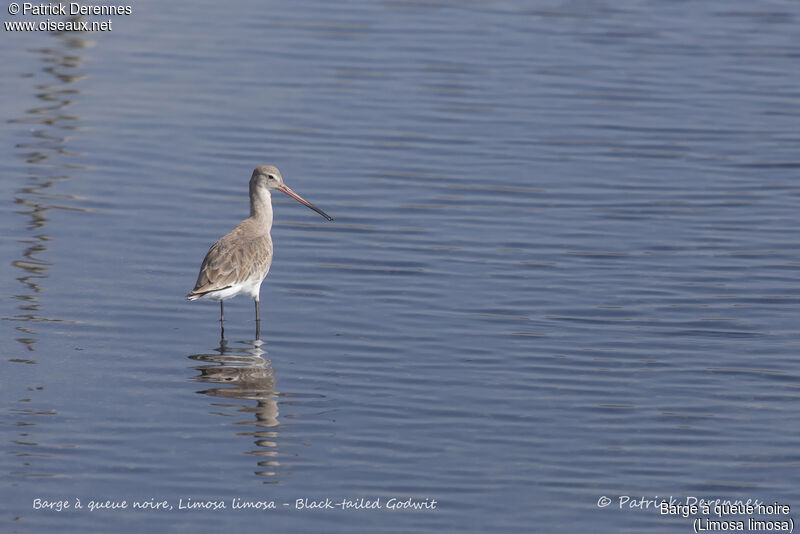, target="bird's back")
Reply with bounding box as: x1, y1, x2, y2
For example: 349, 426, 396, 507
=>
186, 217, 273, 300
